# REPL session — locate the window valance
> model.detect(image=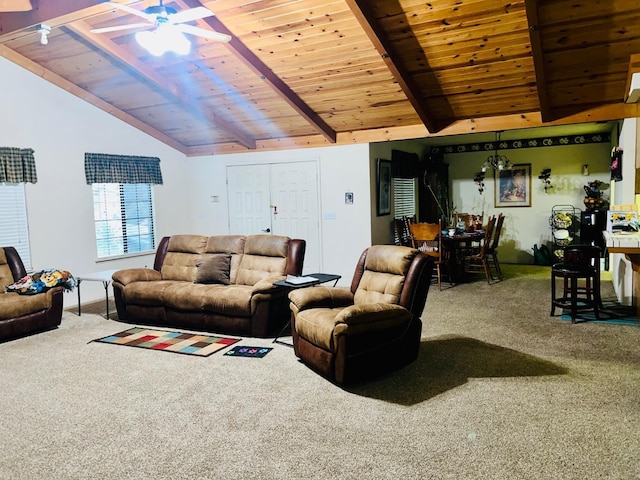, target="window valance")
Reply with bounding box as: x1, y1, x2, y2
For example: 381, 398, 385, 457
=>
0, 148, 37, 184
84, 153, 163, 185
